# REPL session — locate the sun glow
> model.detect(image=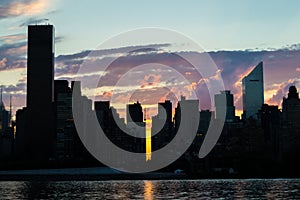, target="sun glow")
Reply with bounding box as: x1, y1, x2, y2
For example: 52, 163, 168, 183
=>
145, 118, 152, 161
